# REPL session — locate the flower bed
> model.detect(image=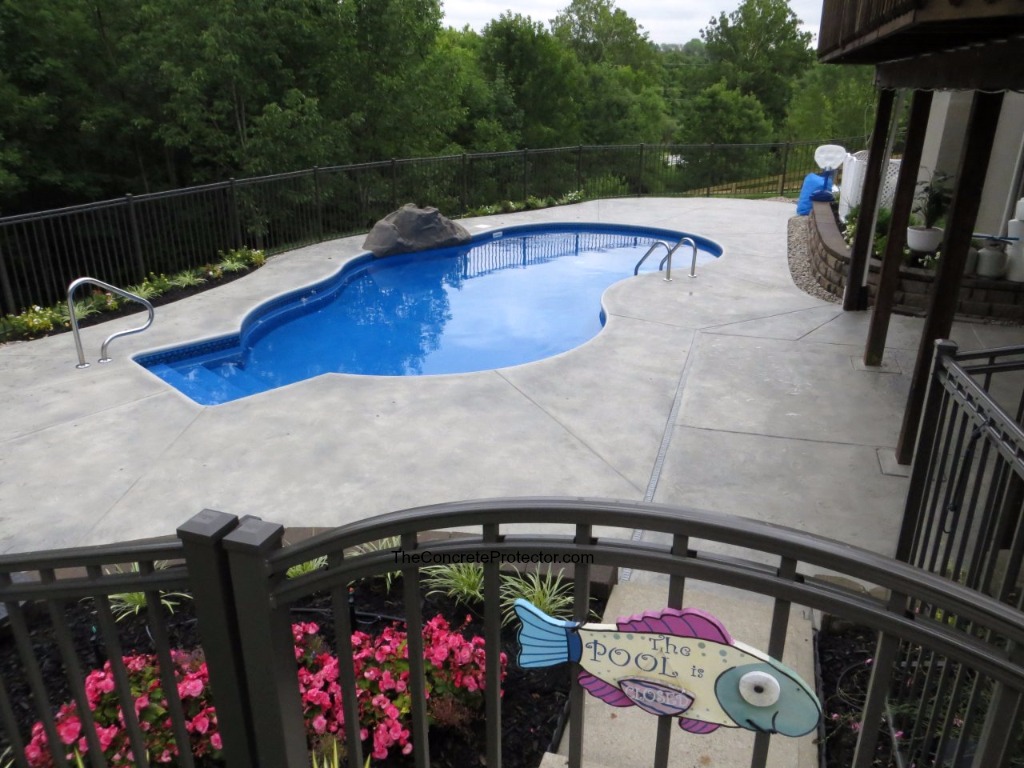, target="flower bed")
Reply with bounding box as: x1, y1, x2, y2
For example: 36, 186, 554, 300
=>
0, 572, 602, 768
